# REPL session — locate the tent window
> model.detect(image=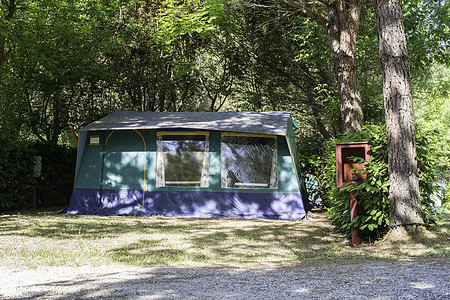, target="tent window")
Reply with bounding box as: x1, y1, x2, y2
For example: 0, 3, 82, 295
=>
221, 134, 278, 189
156, 132, 209, 187
89, 136, 100, 145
